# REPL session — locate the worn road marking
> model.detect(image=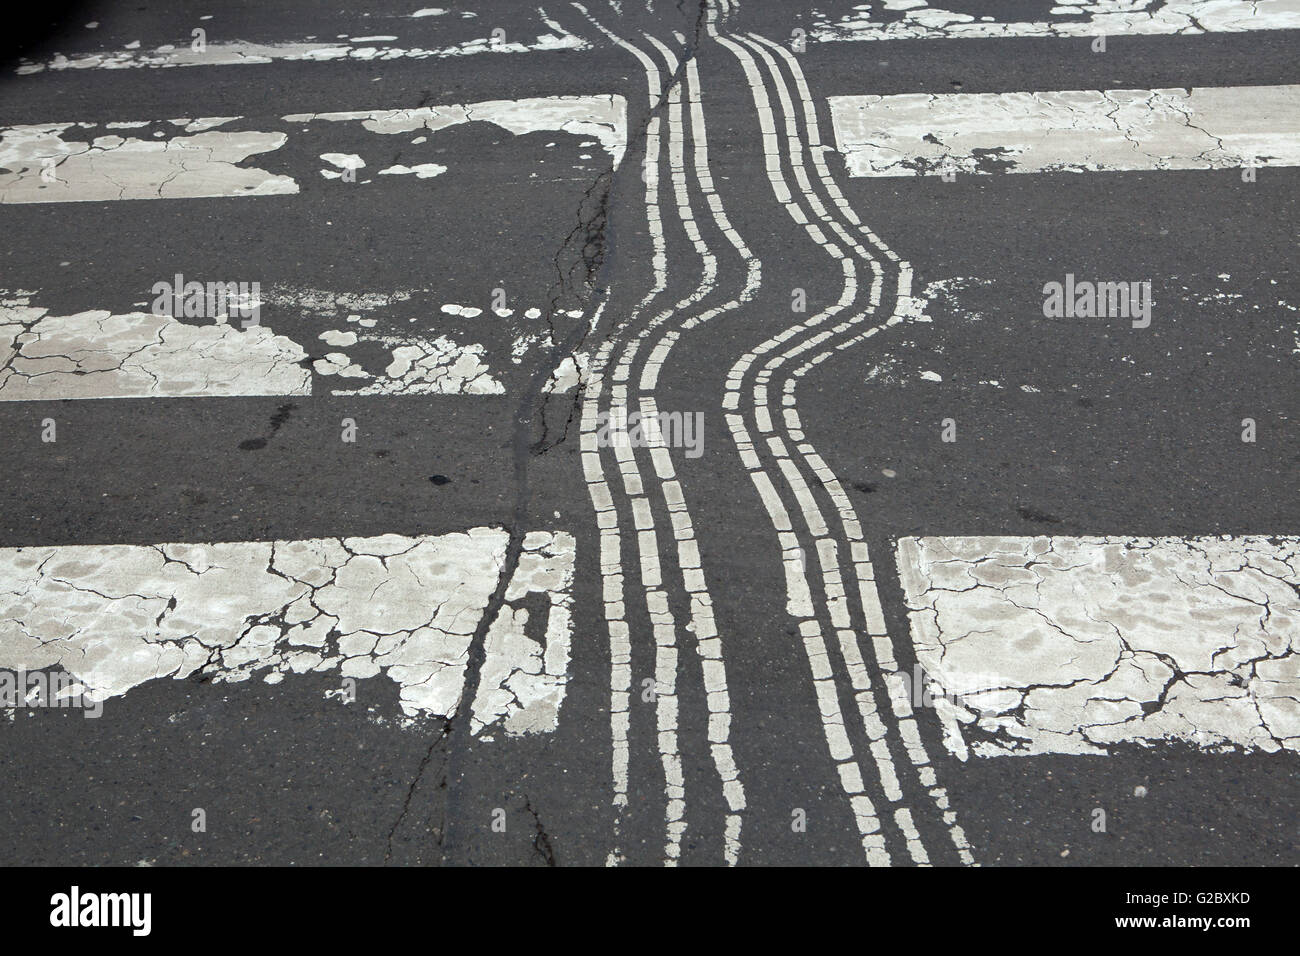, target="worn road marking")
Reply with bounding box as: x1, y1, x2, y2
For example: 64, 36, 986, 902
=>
744, 31, 974, 865
813, 0, 1300, 42
575, 11, 730, 866
16, 18, 590, 74
830, 85, 1300, 177
283, 95, 627, 169
718, 31, 895, 865
0, 121, 294, 203
612, 30, 747, 865
717, 25, 976, 864
0, 294, 311, 399
1, 96, 625, 204
897, 535, 1300, 759
0, 529, 575, 733
571, 7, 665, 868
0, 290, 509, 400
